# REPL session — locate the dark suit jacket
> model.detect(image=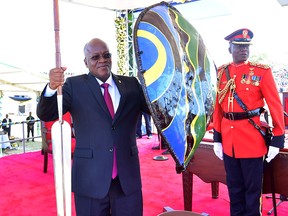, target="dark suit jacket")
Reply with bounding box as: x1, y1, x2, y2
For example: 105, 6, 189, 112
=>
2, 118, 12, 130
37, 73, 150, 199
